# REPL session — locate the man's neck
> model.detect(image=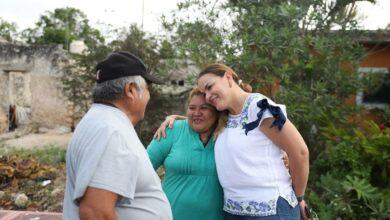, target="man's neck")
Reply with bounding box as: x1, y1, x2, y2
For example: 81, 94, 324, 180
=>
109, 100, 139, 125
